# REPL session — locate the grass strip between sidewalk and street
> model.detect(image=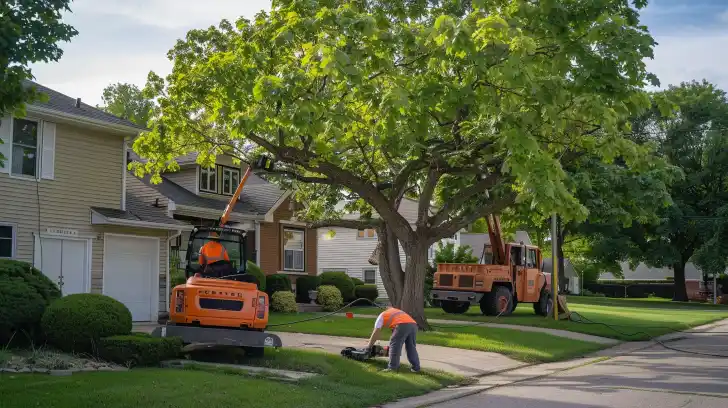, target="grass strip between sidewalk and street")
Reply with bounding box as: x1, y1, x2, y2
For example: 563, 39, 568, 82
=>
347, 296, 728, 341
268, 313, 606, 363
0, 349, 466, 408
